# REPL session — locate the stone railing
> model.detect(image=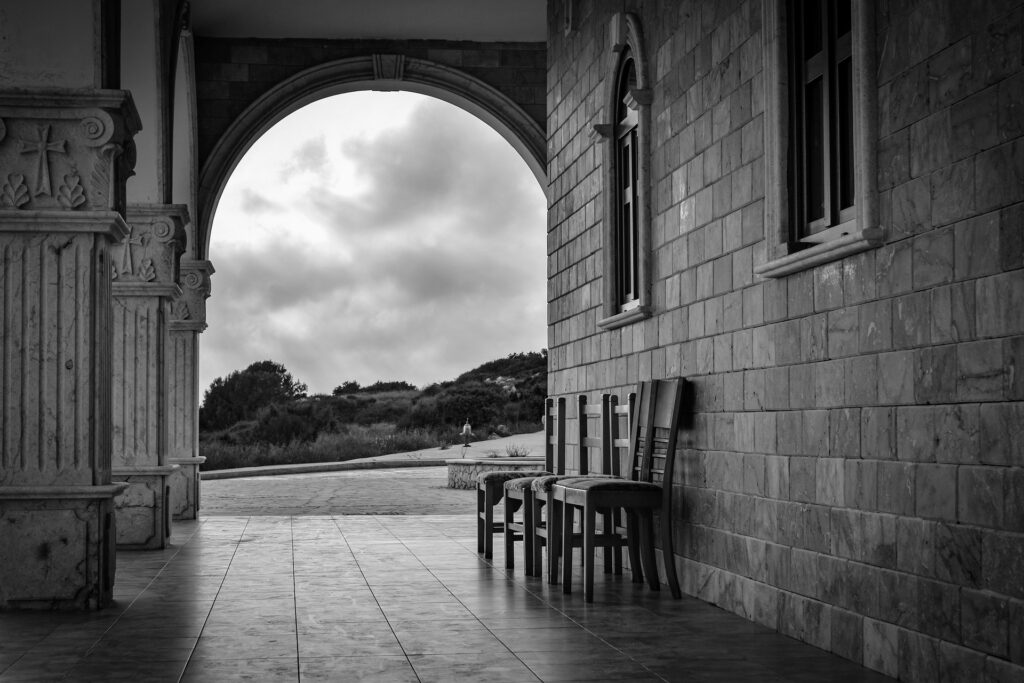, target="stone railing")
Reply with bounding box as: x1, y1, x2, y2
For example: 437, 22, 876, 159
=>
446, 457, 547, 489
